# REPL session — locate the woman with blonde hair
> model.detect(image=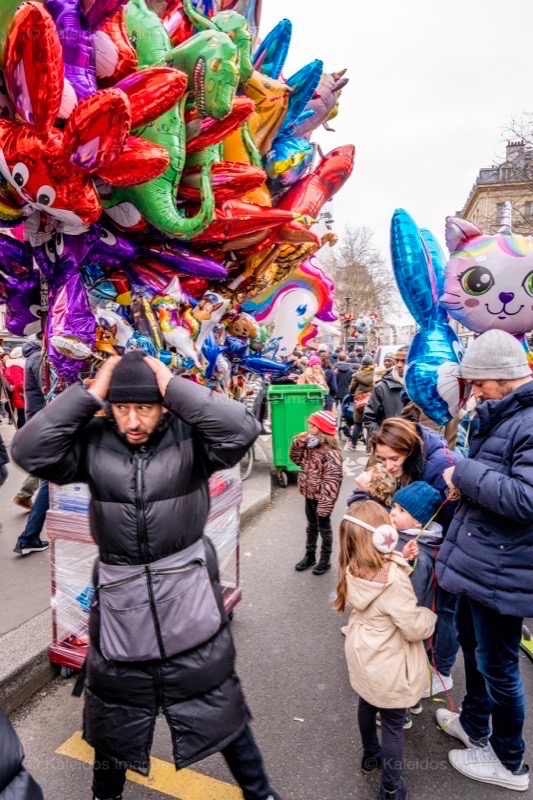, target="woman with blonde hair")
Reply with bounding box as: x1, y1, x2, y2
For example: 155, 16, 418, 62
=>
336, 499, 436, 800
